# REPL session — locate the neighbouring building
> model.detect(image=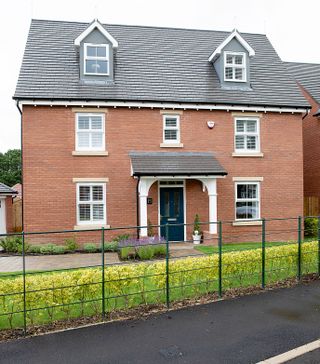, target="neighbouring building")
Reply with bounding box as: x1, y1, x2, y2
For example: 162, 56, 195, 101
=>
0, 183, 17, 235
285, 62, 320, 214
14, 19, 310, 243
